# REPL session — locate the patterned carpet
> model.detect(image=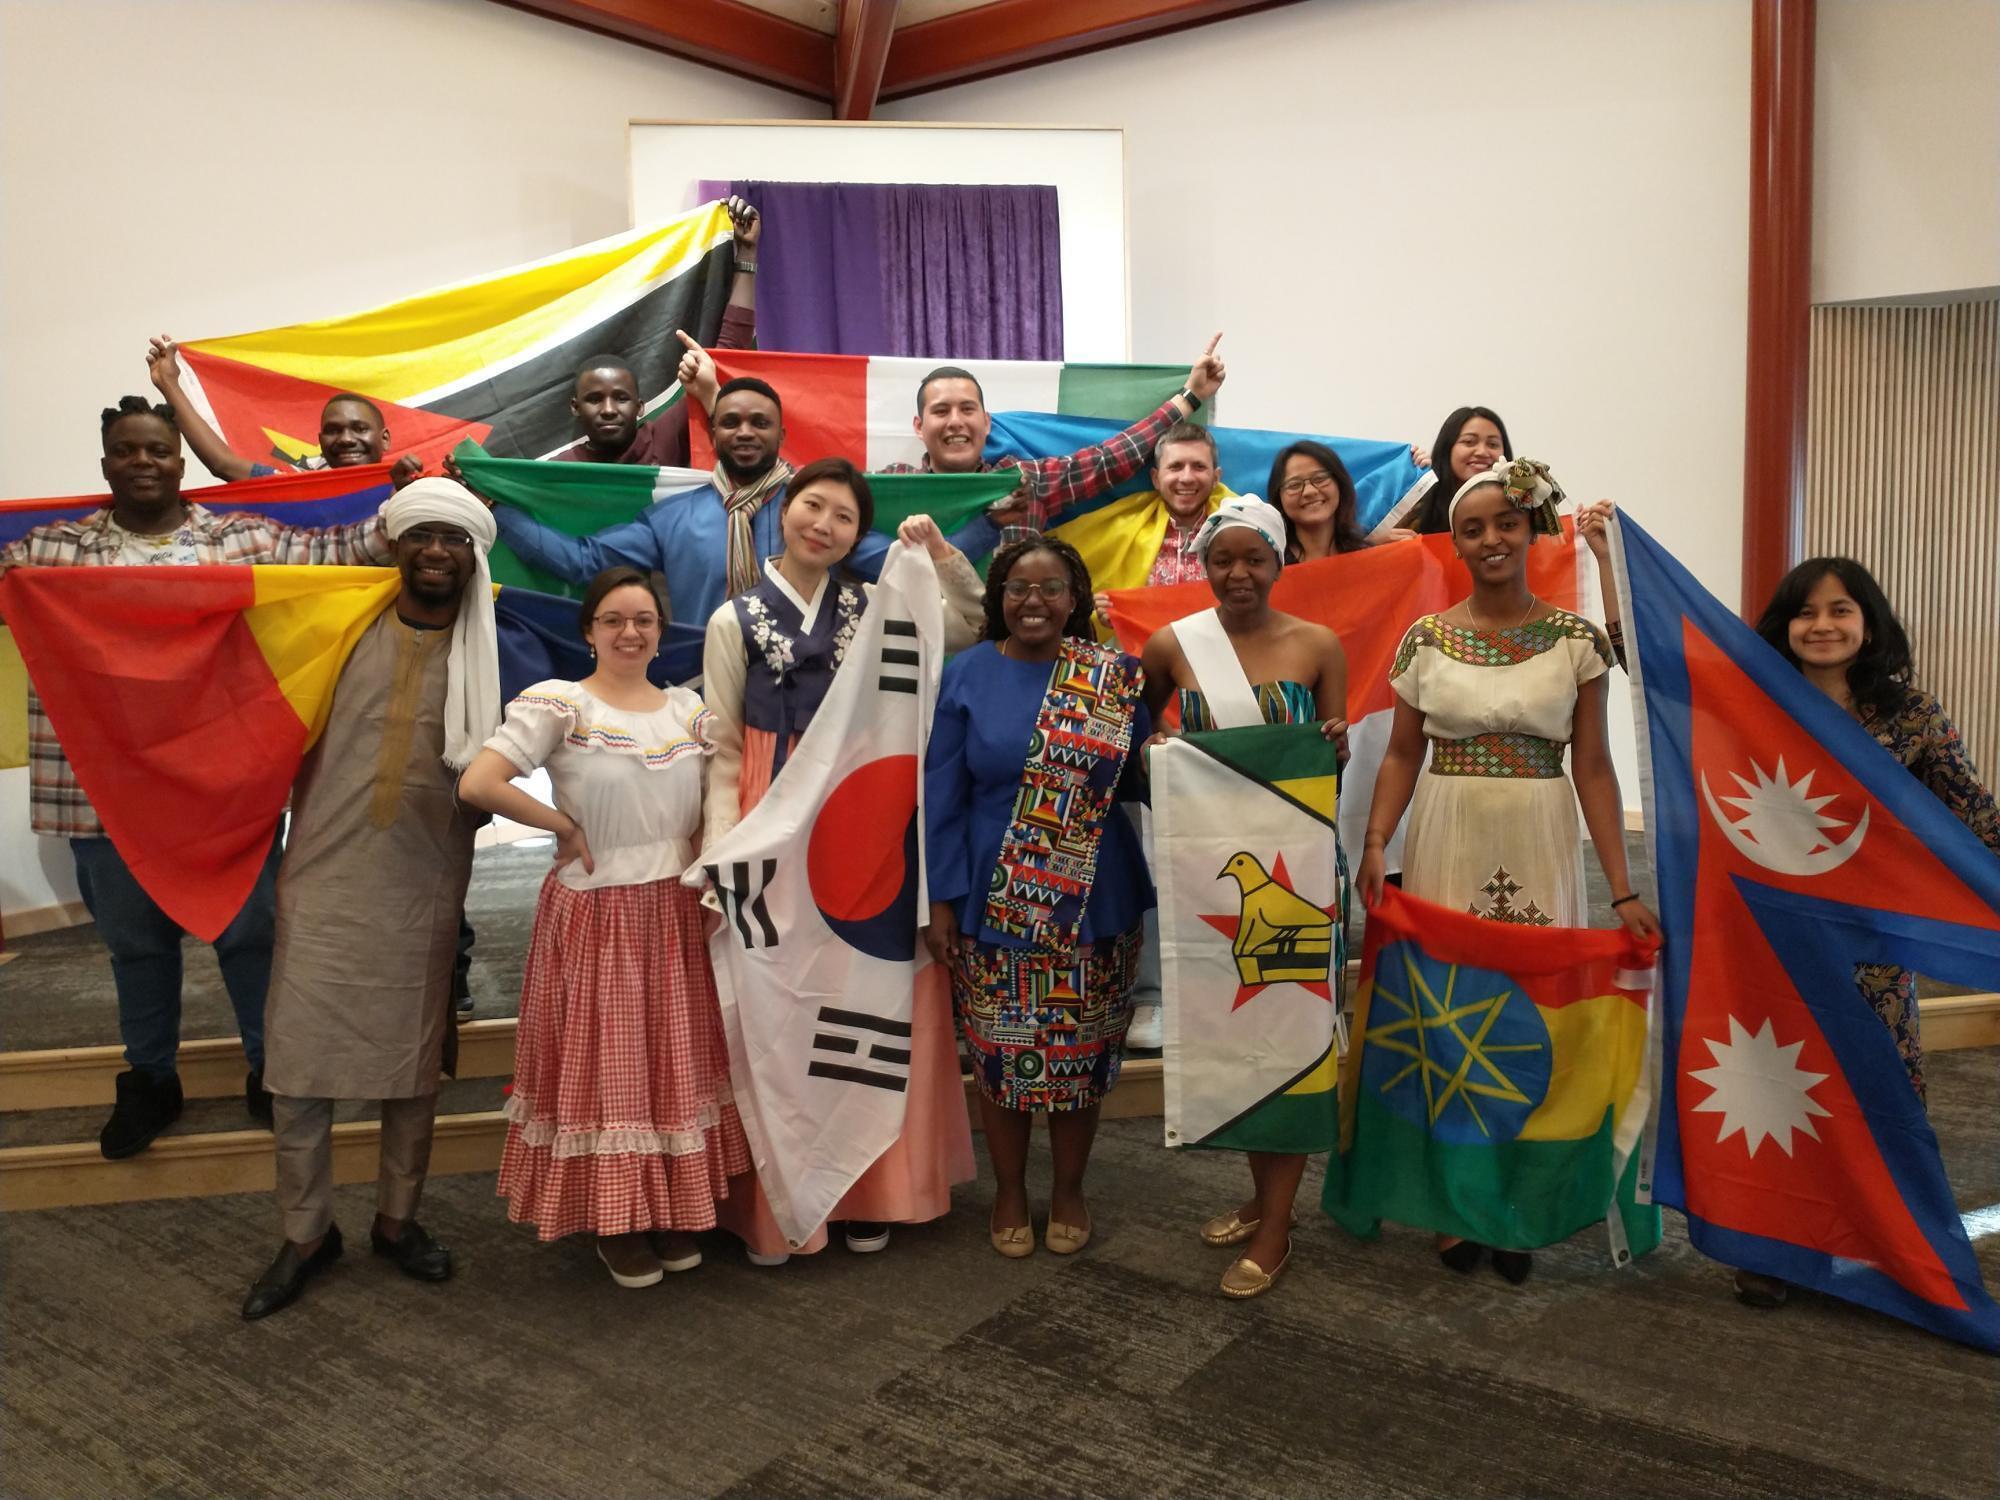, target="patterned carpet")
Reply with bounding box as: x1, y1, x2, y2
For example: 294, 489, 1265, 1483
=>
3, 1048, 1996, 1499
